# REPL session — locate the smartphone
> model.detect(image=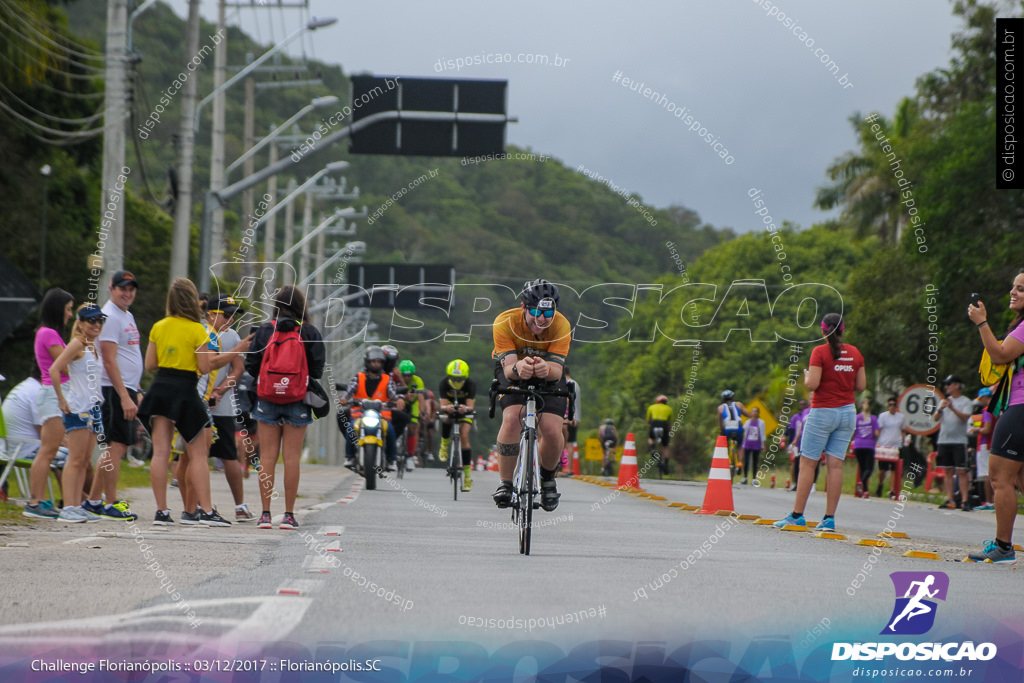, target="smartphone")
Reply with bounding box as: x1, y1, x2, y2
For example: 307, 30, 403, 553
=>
970, 293, 981, 308
249, 325, 260, 336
